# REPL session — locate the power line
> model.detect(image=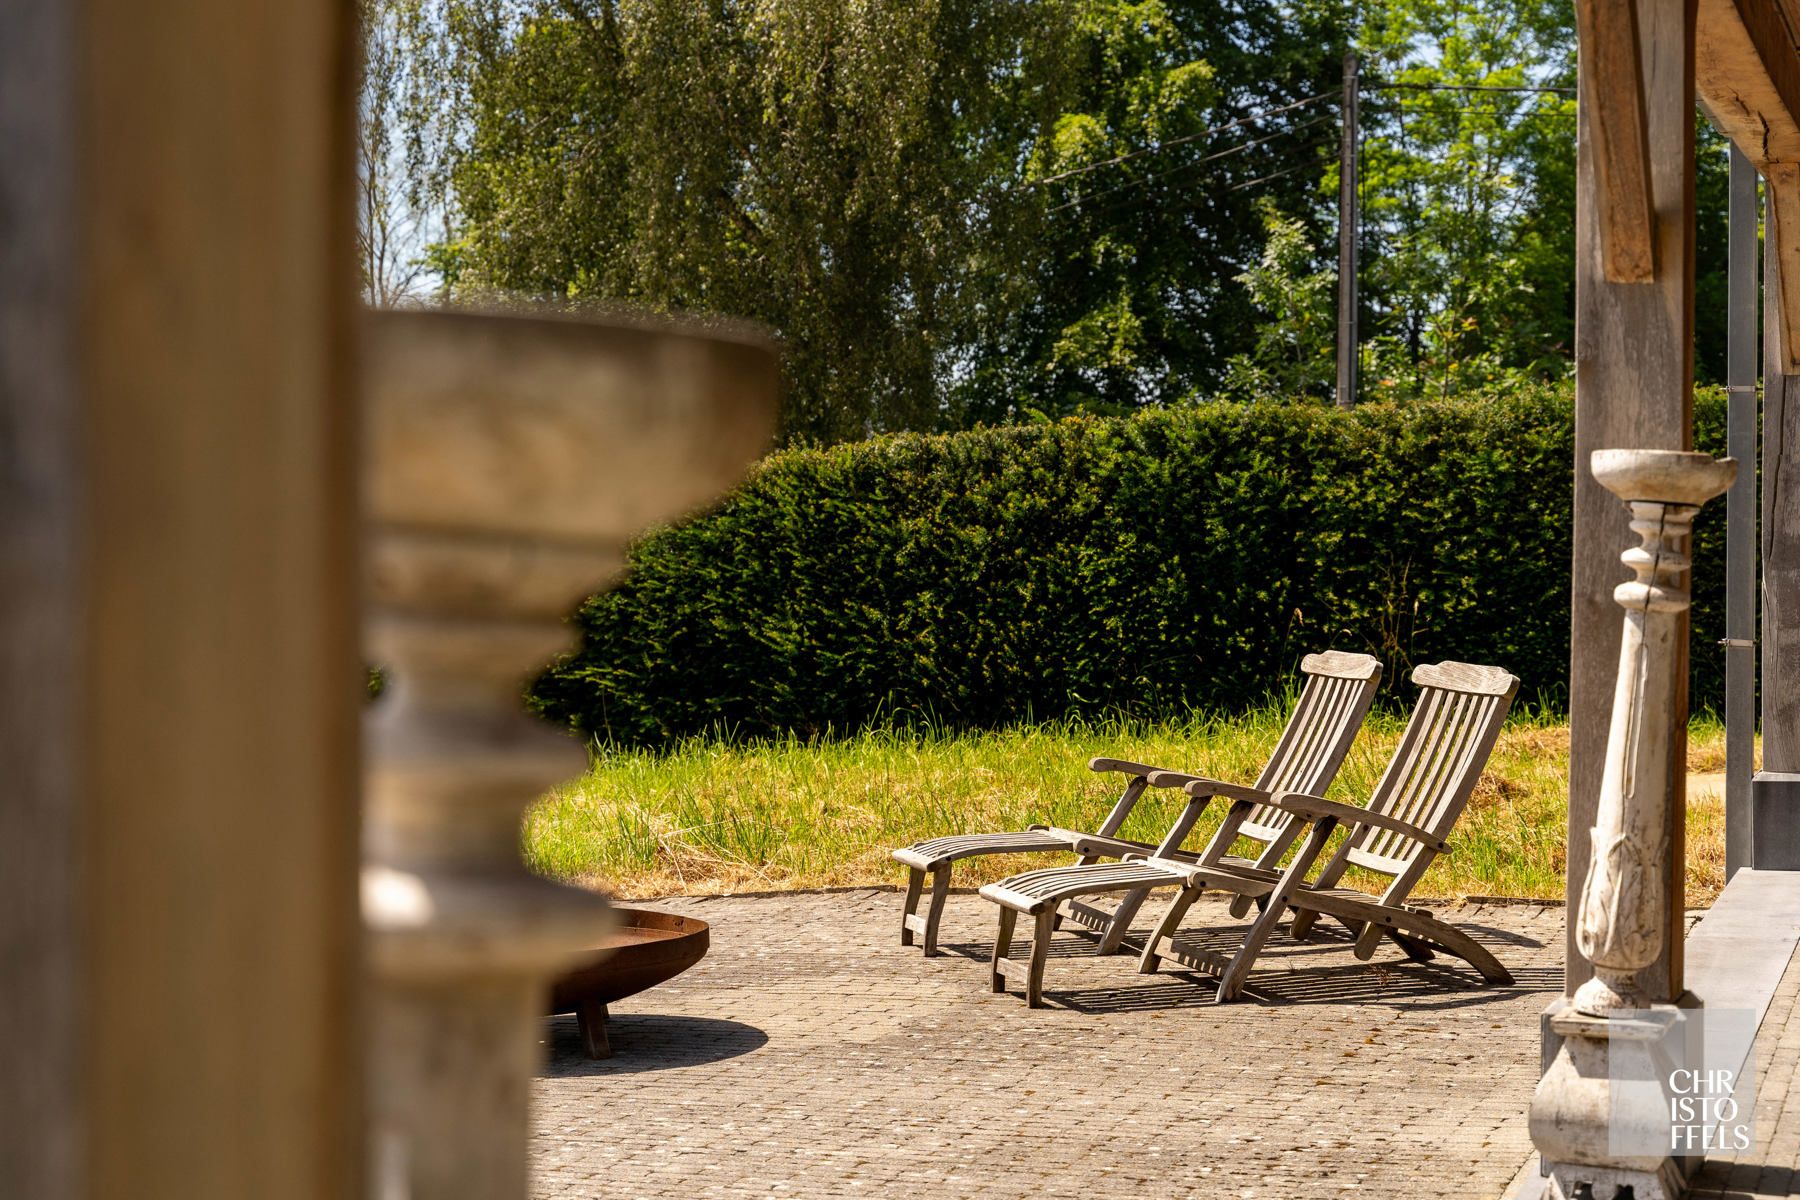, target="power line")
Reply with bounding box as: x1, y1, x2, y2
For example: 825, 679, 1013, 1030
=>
1029, 89, 1343, 188
1067, 137, 1337, 238
1046, 114, 1335, 214
1365, 102, 1575, 120
1231, 157, 1328, 193
1365, 81, 1574, 95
